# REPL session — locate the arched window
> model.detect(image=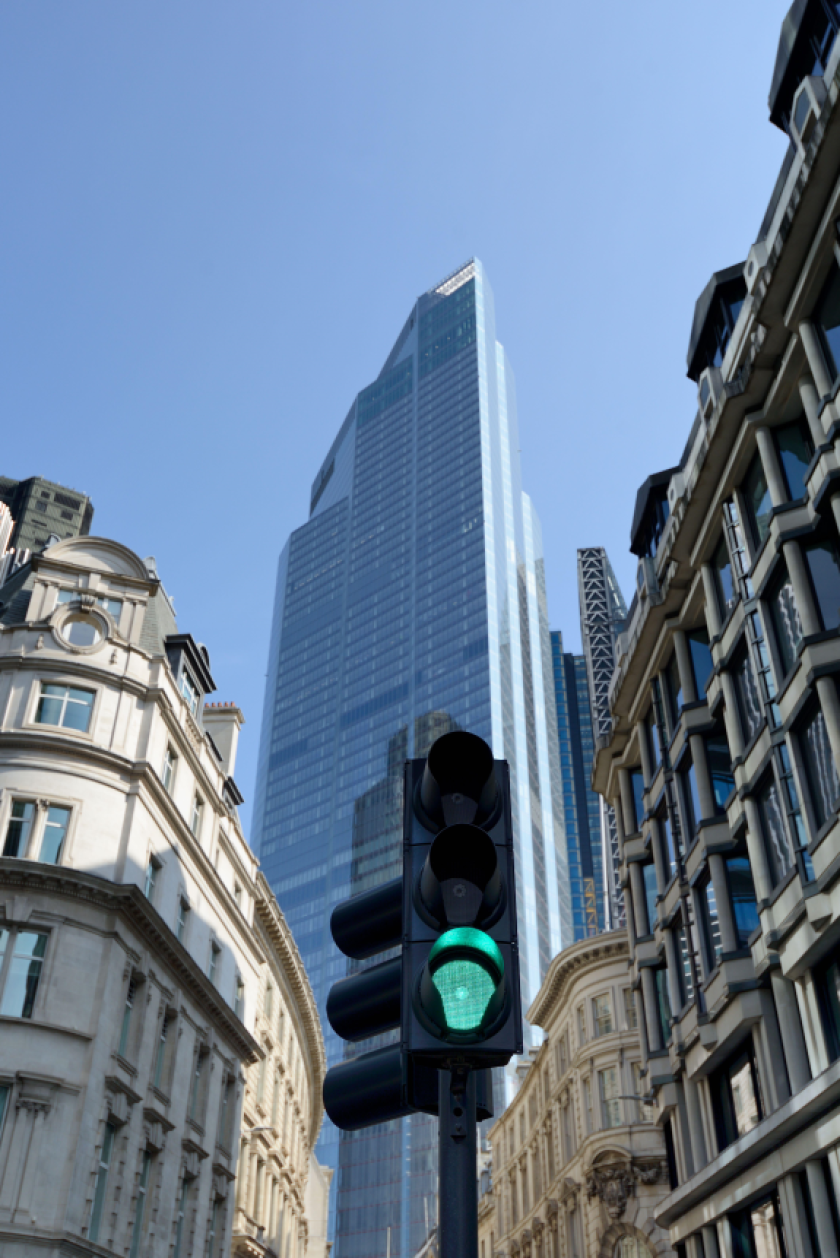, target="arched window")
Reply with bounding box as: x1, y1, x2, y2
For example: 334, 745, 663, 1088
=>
615, 1238, 653, 1258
